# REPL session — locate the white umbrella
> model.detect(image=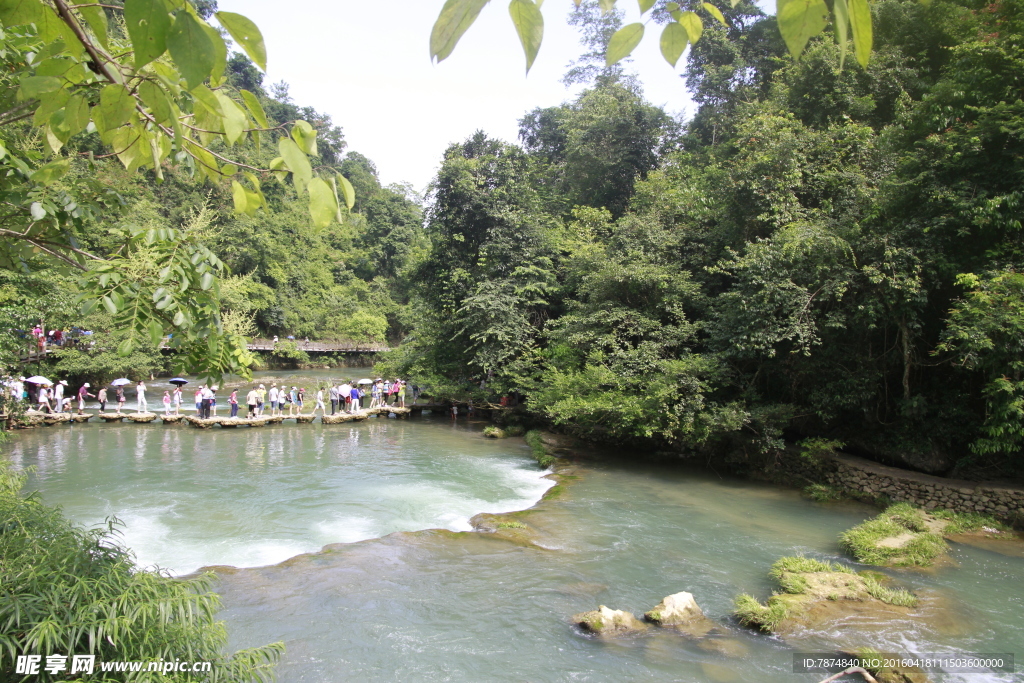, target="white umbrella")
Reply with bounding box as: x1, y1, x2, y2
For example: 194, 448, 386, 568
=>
110, 378, 132, 386
25, 375, 51, 385
357, 379, 373, 385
